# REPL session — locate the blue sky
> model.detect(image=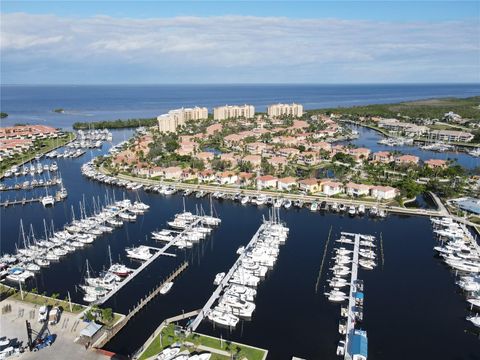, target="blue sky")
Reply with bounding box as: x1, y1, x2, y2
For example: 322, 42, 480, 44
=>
1, 1, 479, 84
